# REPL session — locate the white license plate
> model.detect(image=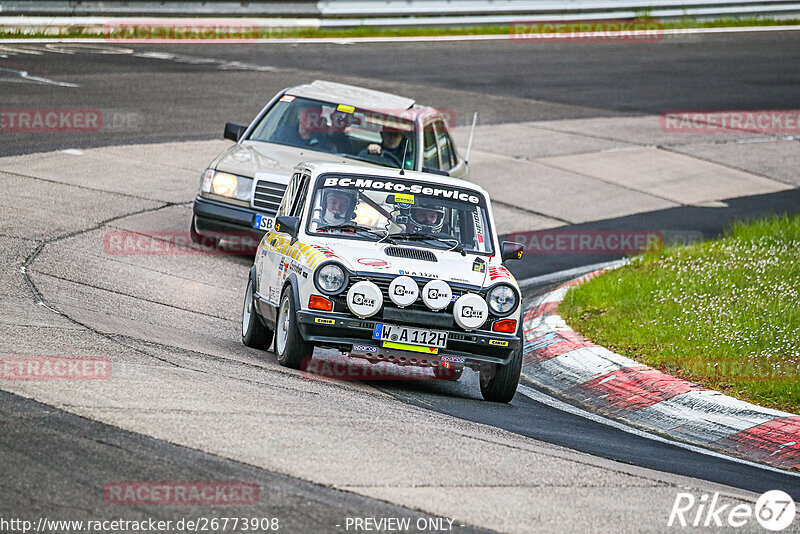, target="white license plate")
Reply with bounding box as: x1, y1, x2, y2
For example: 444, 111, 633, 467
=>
372, 323, 448, 349
253, 214, 274, 230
